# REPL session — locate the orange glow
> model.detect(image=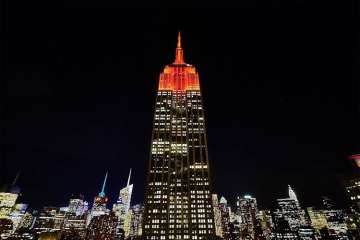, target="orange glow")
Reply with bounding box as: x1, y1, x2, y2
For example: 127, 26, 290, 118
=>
158, 32, 200, 91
